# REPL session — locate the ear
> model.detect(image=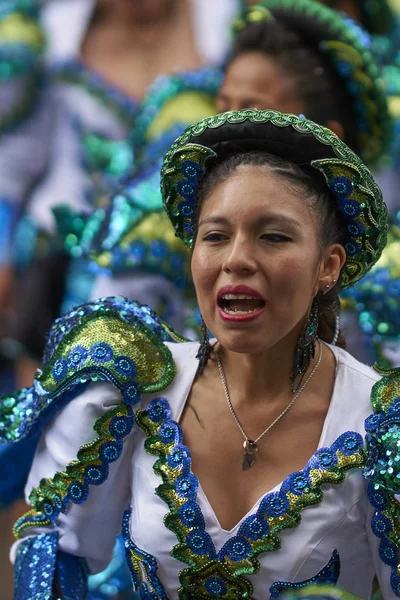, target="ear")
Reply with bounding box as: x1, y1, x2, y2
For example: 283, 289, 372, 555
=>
325, 120, 345, 141
317, 243, 347, 294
